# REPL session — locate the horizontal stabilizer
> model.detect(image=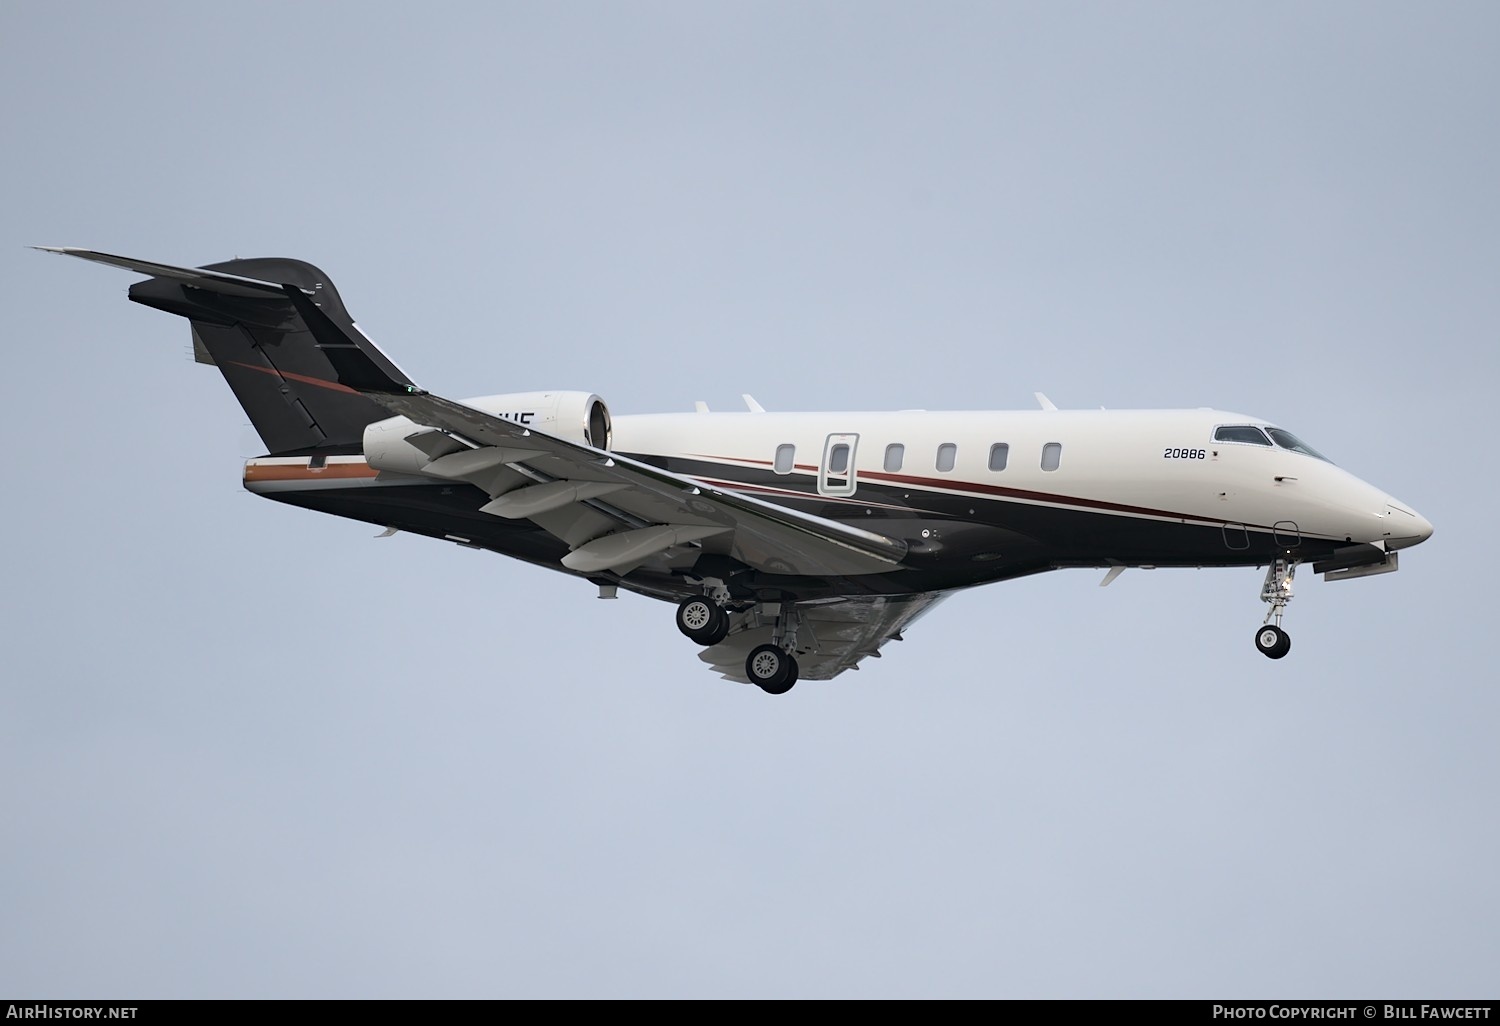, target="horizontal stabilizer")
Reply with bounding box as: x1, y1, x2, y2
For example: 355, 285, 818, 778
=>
34, 247, 294, 298
36, 247, 414, 455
